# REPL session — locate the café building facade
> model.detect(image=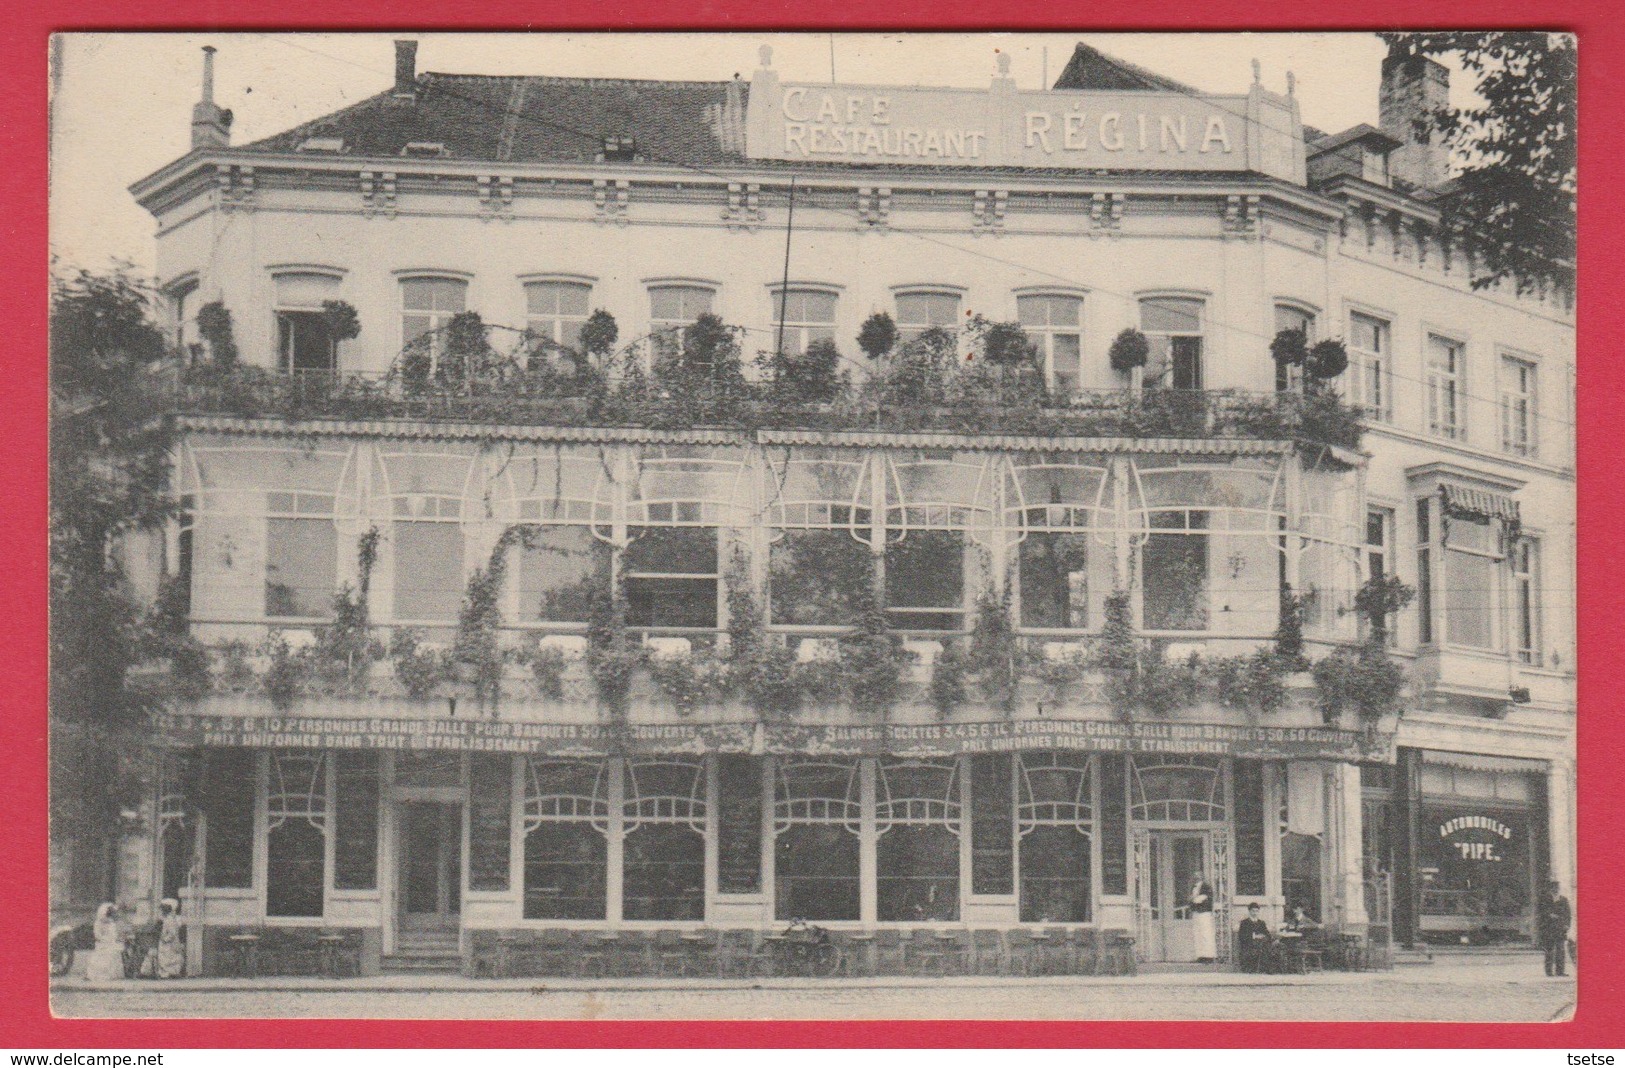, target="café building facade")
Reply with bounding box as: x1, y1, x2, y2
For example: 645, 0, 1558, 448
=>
113, 39, 1575, 974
